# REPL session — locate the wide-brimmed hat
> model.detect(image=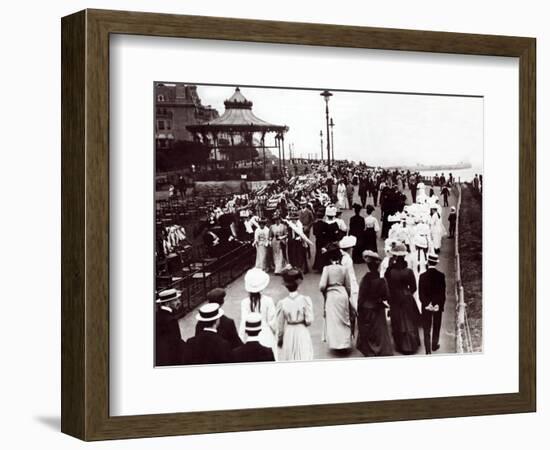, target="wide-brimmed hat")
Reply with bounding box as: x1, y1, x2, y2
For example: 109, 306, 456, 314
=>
239, 209, 250, 218
362, 250, 382, 262
206, 287, 226, 305
196, 303, 224, 322
390, 243, 408, 256
451, 206, 456, 212
339, 235, 357, 249
325, 205, 337, 216
427, 253, 439, 265
244, 268, 270, 293
156, 288, 181, 304
244, 312, 263, 332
